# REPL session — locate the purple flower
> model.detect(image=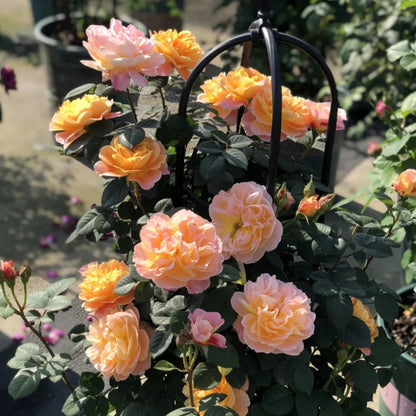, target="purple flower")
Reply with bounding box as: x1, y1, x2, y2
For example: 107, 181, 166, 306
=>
40, 234, 58, 248
46, 270, 58, 278
1, 66, 17, 93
